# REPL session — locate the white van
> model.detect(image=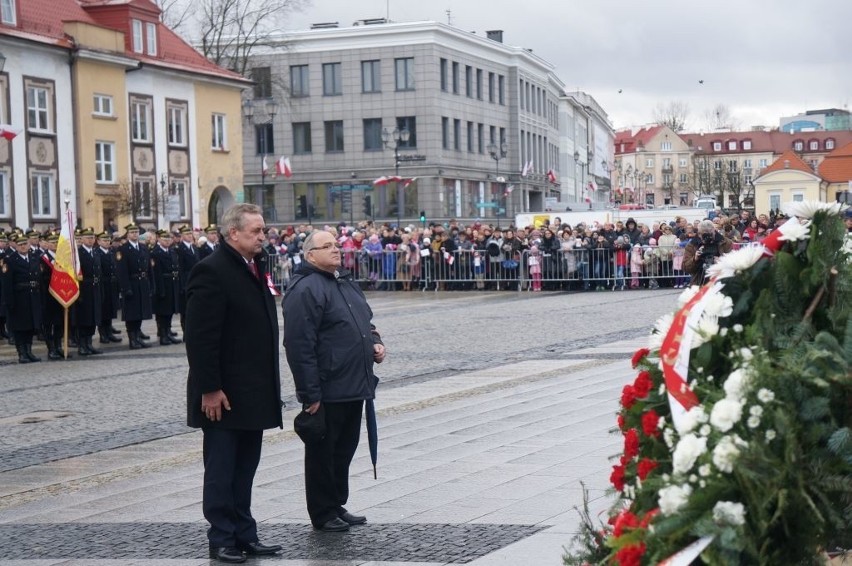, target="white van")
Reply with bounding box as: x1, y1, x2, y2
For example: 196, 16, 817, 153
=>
694, 196, 717, 210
